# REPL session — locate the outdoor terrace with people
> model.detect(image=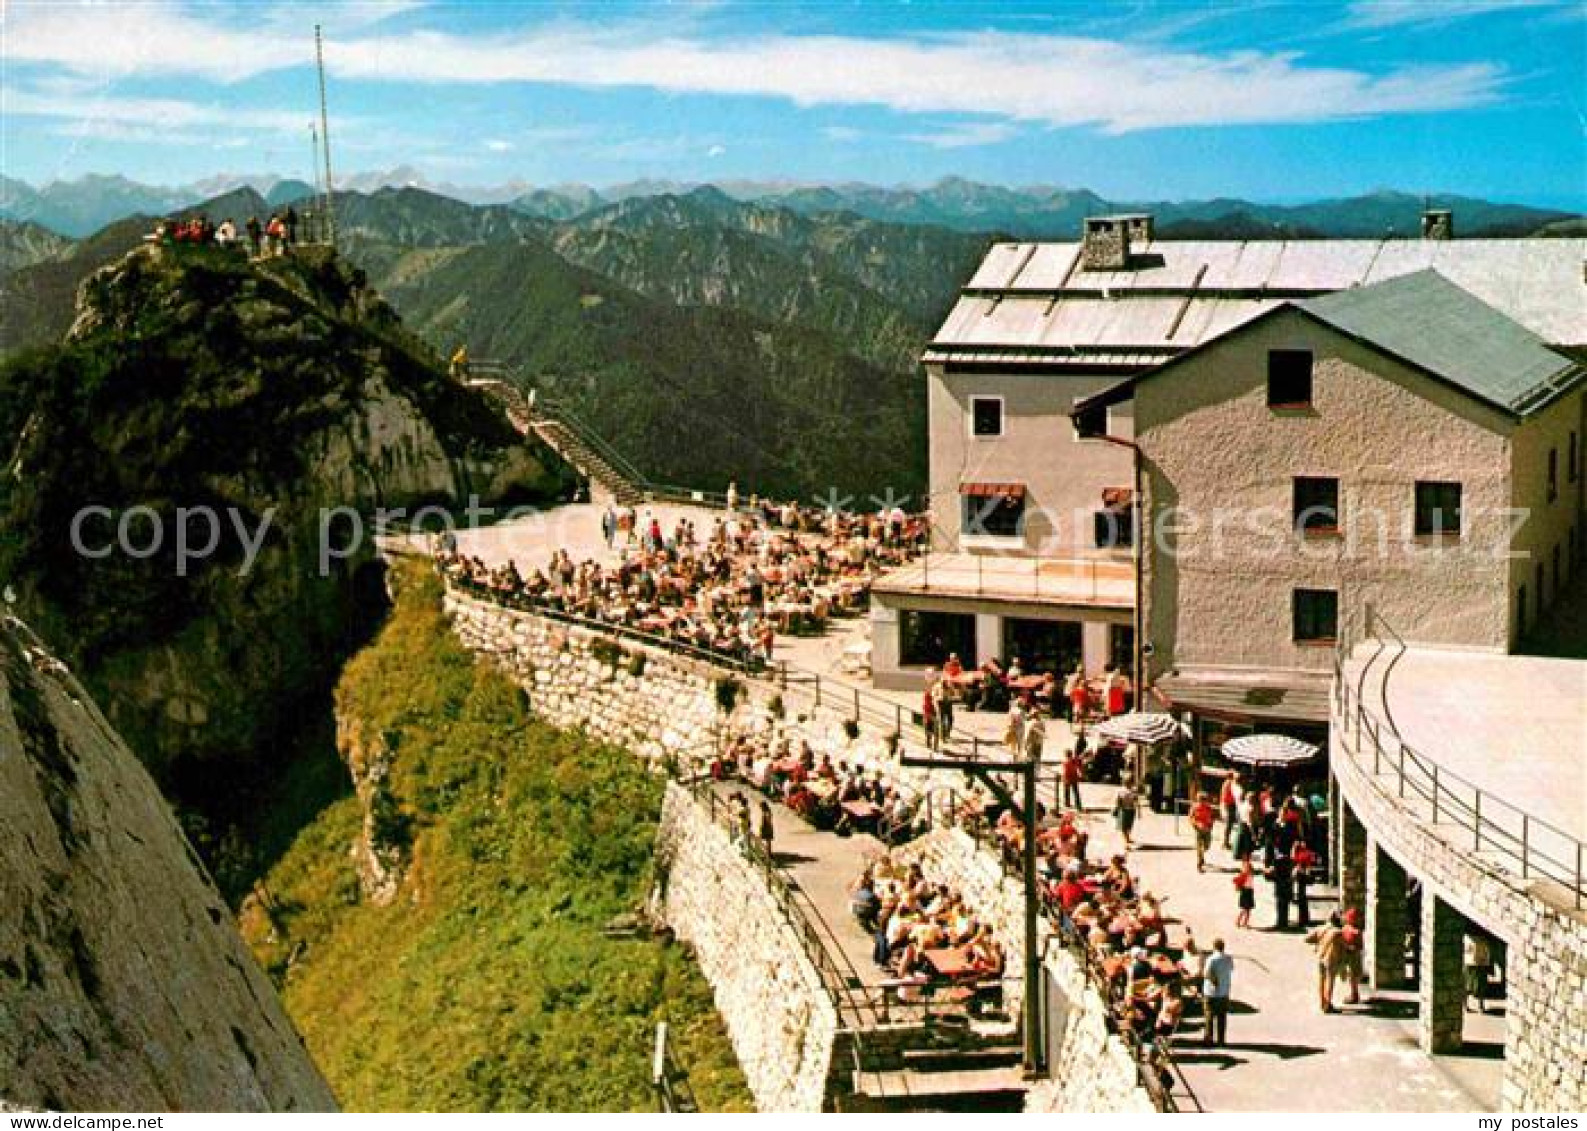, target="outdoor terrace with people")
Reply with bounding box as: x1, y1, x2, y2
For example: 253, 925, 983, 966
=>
437, 499, 927, 669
